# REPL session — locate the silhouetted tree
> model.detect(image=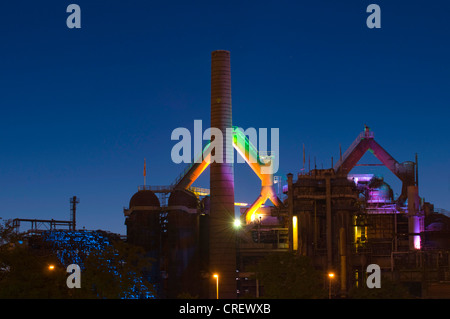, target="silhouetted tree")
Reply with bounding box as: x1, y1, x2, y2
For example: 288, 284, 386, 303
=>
348, 276, 411, 299
0, 221, 68, 298
0, 220, 156, 298
77, 240, 156, 299
252, 252, 326, 298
